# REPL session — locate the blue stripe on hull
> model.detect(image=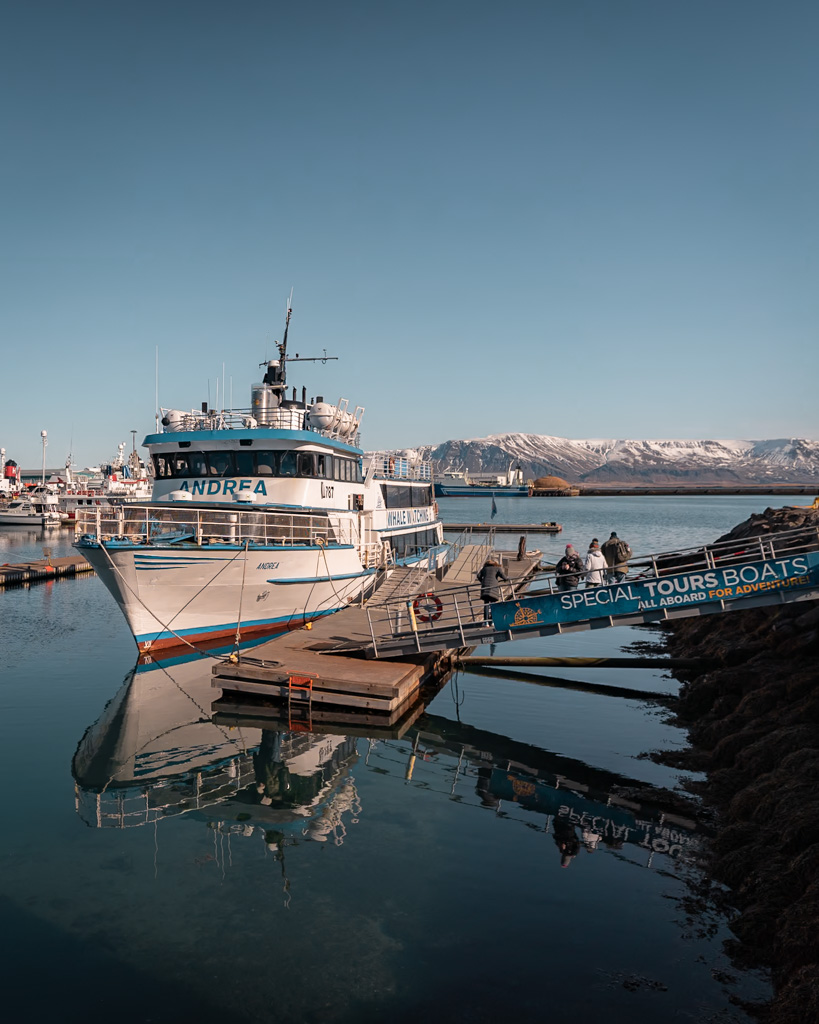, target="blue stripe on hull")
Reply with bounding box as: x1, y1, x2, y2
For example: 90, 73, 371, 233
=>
134, 607, 342, 648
